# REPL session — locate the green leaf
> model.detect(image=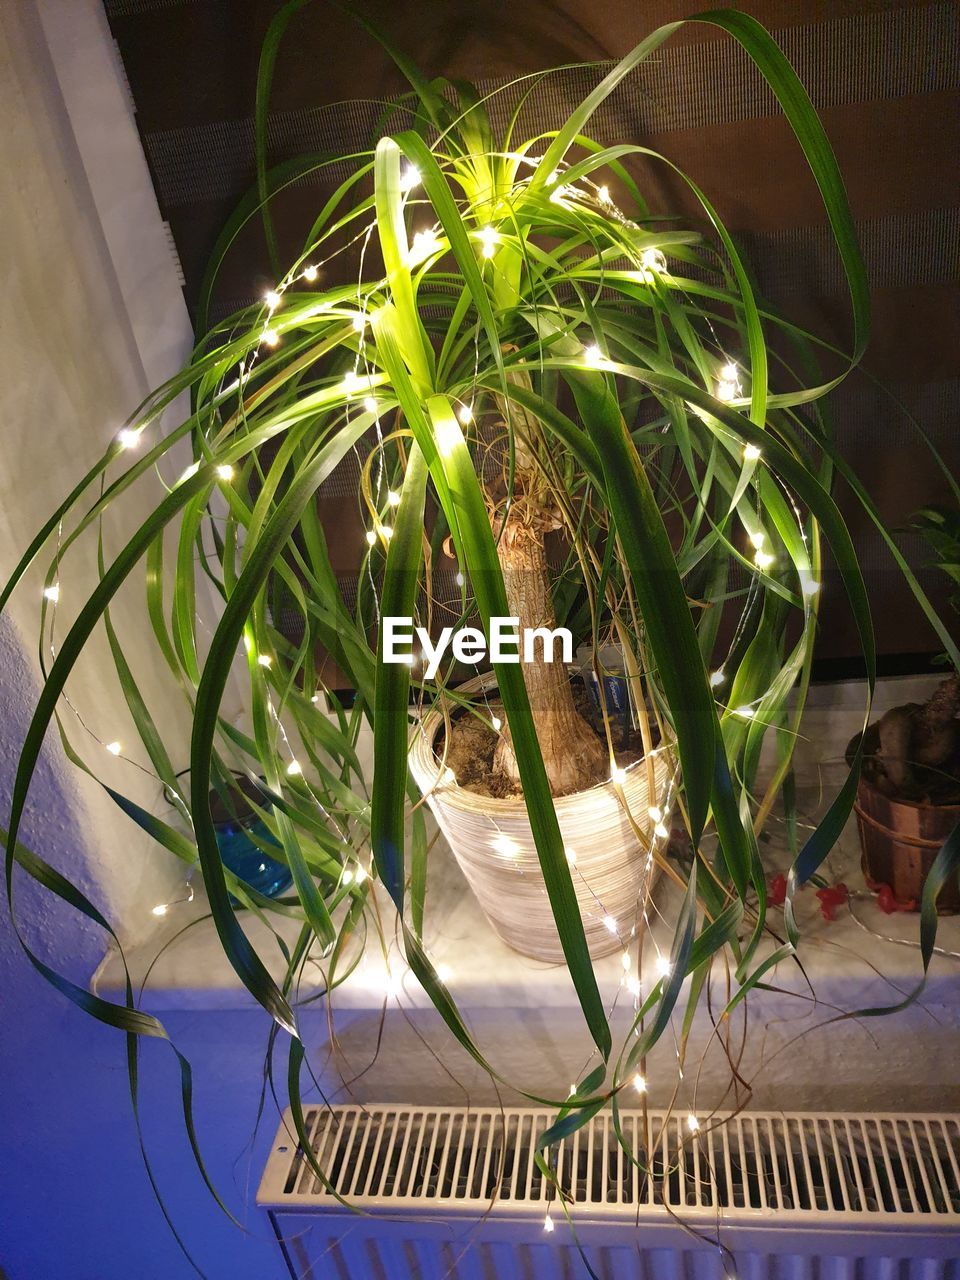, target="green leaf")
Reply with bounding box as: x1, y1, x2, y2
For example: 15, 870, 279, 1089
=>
190, 428, 370, 1033
371, 443, 429, 910
425, 395, 611, 1060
